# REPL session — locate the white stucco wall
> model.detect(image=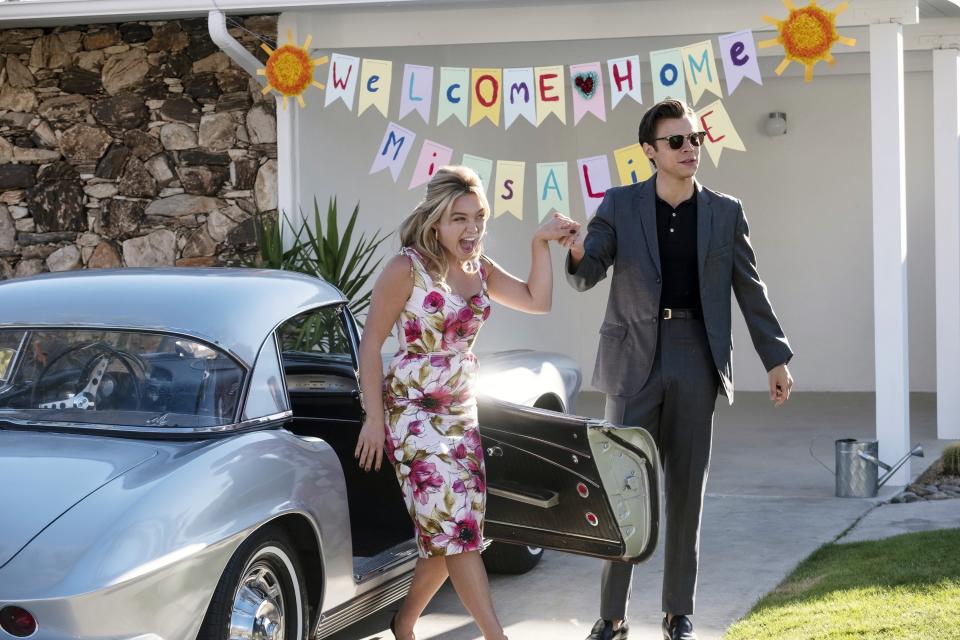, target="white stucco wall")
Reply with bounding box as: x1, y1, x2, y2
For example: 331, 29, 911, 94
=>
282, 15, 938, 393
